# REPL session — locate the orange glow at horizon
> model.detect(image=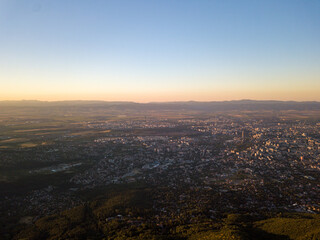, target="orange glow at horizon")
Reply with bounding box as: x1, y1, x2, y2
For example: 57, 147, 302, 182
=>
1, 88, 320, 103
